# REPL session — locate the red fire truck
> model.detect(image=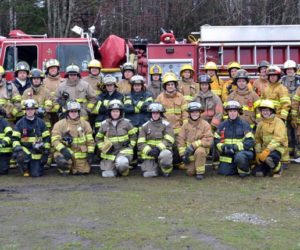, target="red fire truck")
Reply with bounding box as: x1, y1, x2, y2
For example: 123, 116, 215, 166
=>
147, 25, 300, 81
